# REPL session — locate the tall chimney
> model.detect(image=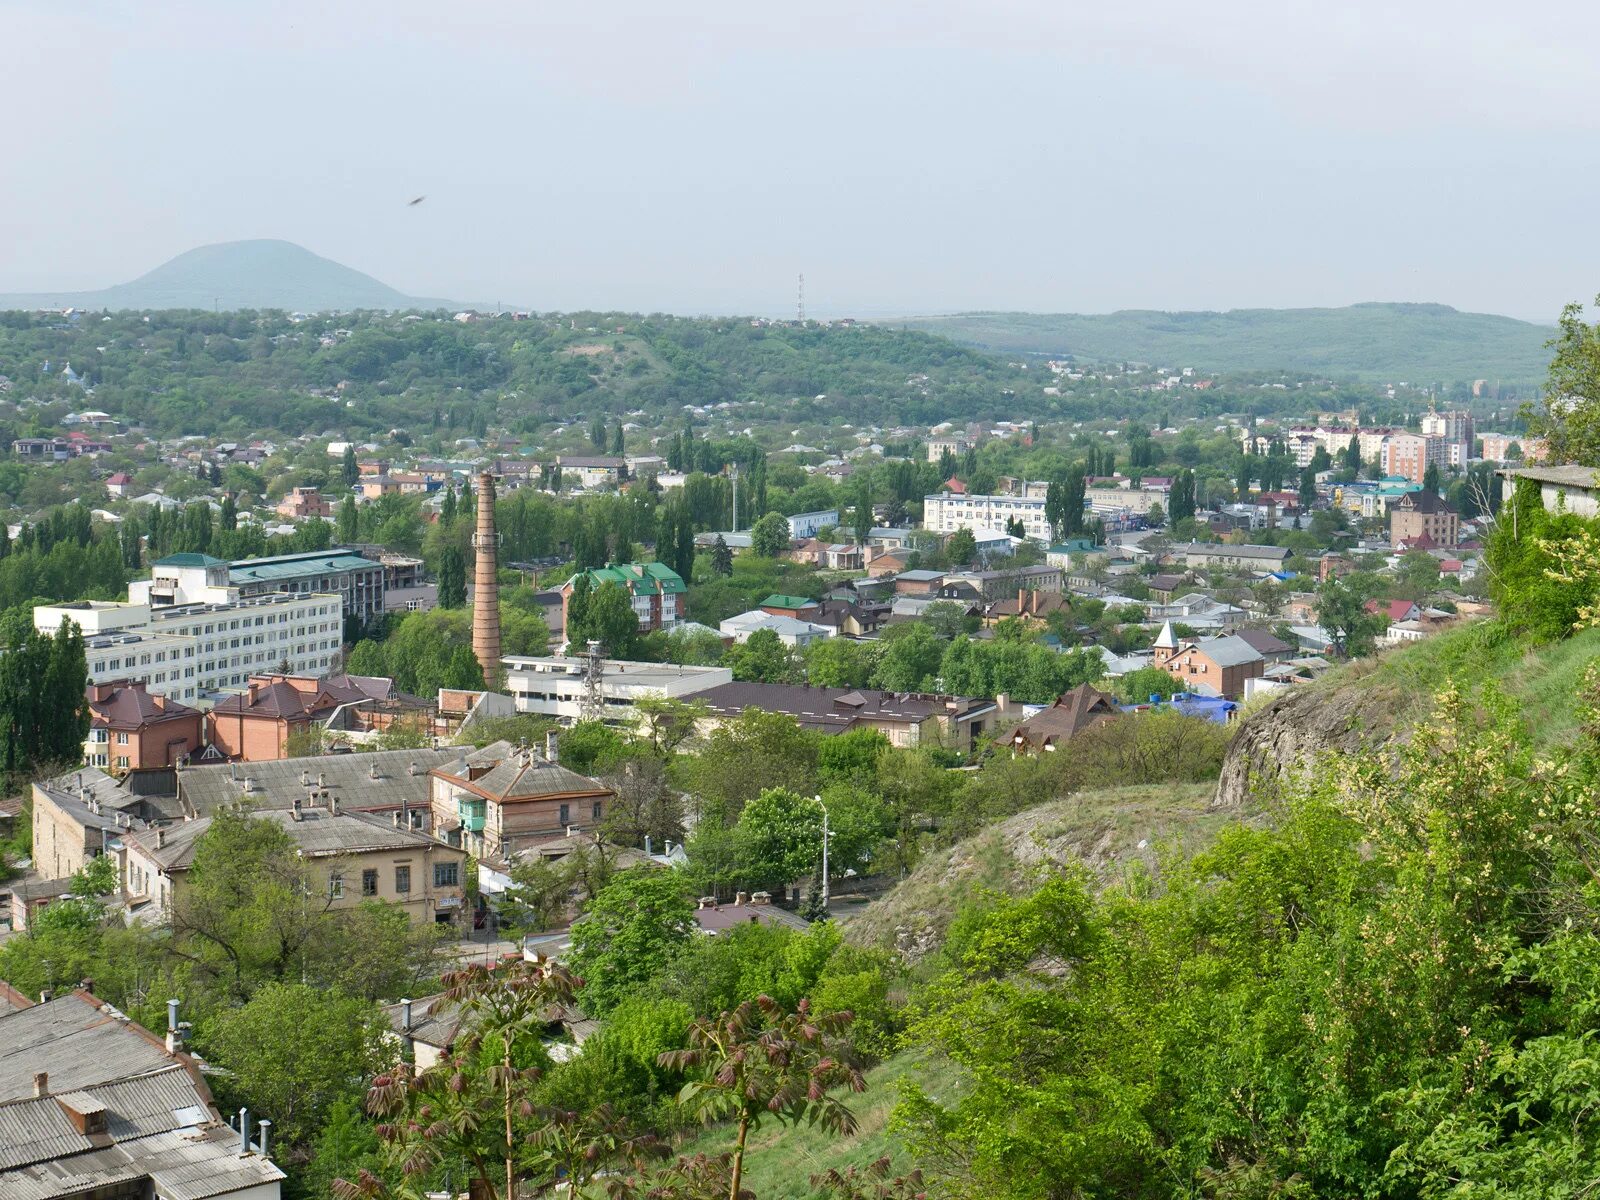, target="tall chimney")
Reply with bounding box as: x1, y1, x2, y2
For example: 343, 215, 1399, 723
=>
472, 471, 502, 685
